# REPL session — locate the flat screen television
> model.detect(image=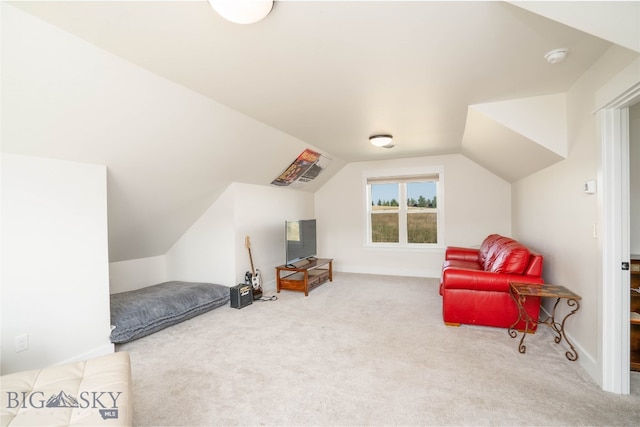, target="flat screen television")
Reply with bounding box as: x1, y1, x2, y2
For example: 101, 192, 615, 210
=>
285, 219, 317, 265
